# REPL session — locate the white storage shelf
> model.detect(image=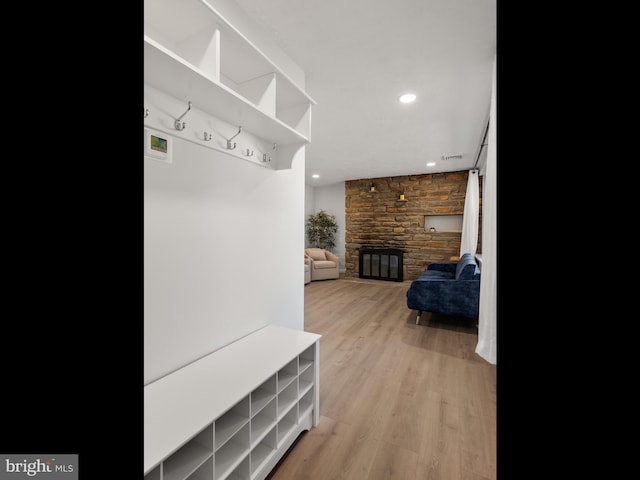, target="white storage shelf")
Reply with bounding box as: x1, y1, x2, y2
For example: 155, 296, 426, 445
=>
163, 426, 213, 480
215, 422, 249, 480
146, 466, 161, 480
277, 408, 298, 445
277, 382, 298, 420
299, 389, 314, 419
250, 389, 275, 418
250, 402, 276, 446
145, 326, 321, 480
215, 411, 249, 451
144, 0, 315, 147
